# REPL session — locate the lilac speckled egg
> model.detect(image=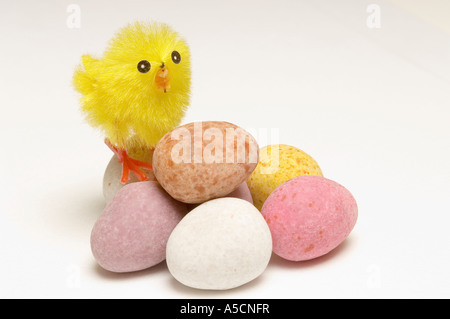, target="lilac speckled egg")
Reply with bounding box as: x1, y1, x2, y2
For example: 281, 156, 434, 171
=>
91, 181, 188, 273
261, 176, 358, 261
186, 182, 253, 211
228, 182, 253, 204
